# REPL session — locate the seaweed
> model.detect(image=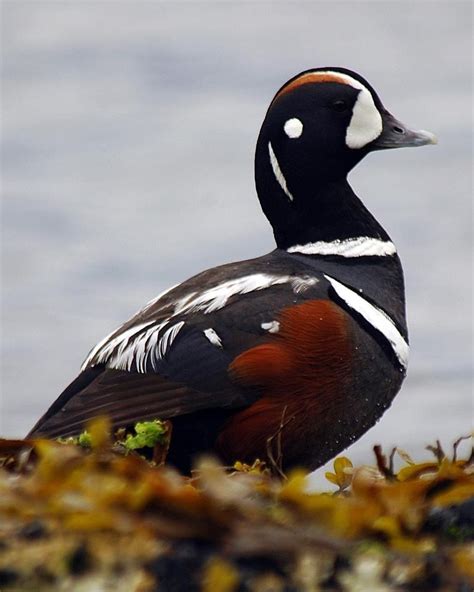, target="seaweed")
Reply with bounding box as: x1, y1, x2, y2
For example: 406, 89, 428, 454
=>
0, 420, 472, 591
